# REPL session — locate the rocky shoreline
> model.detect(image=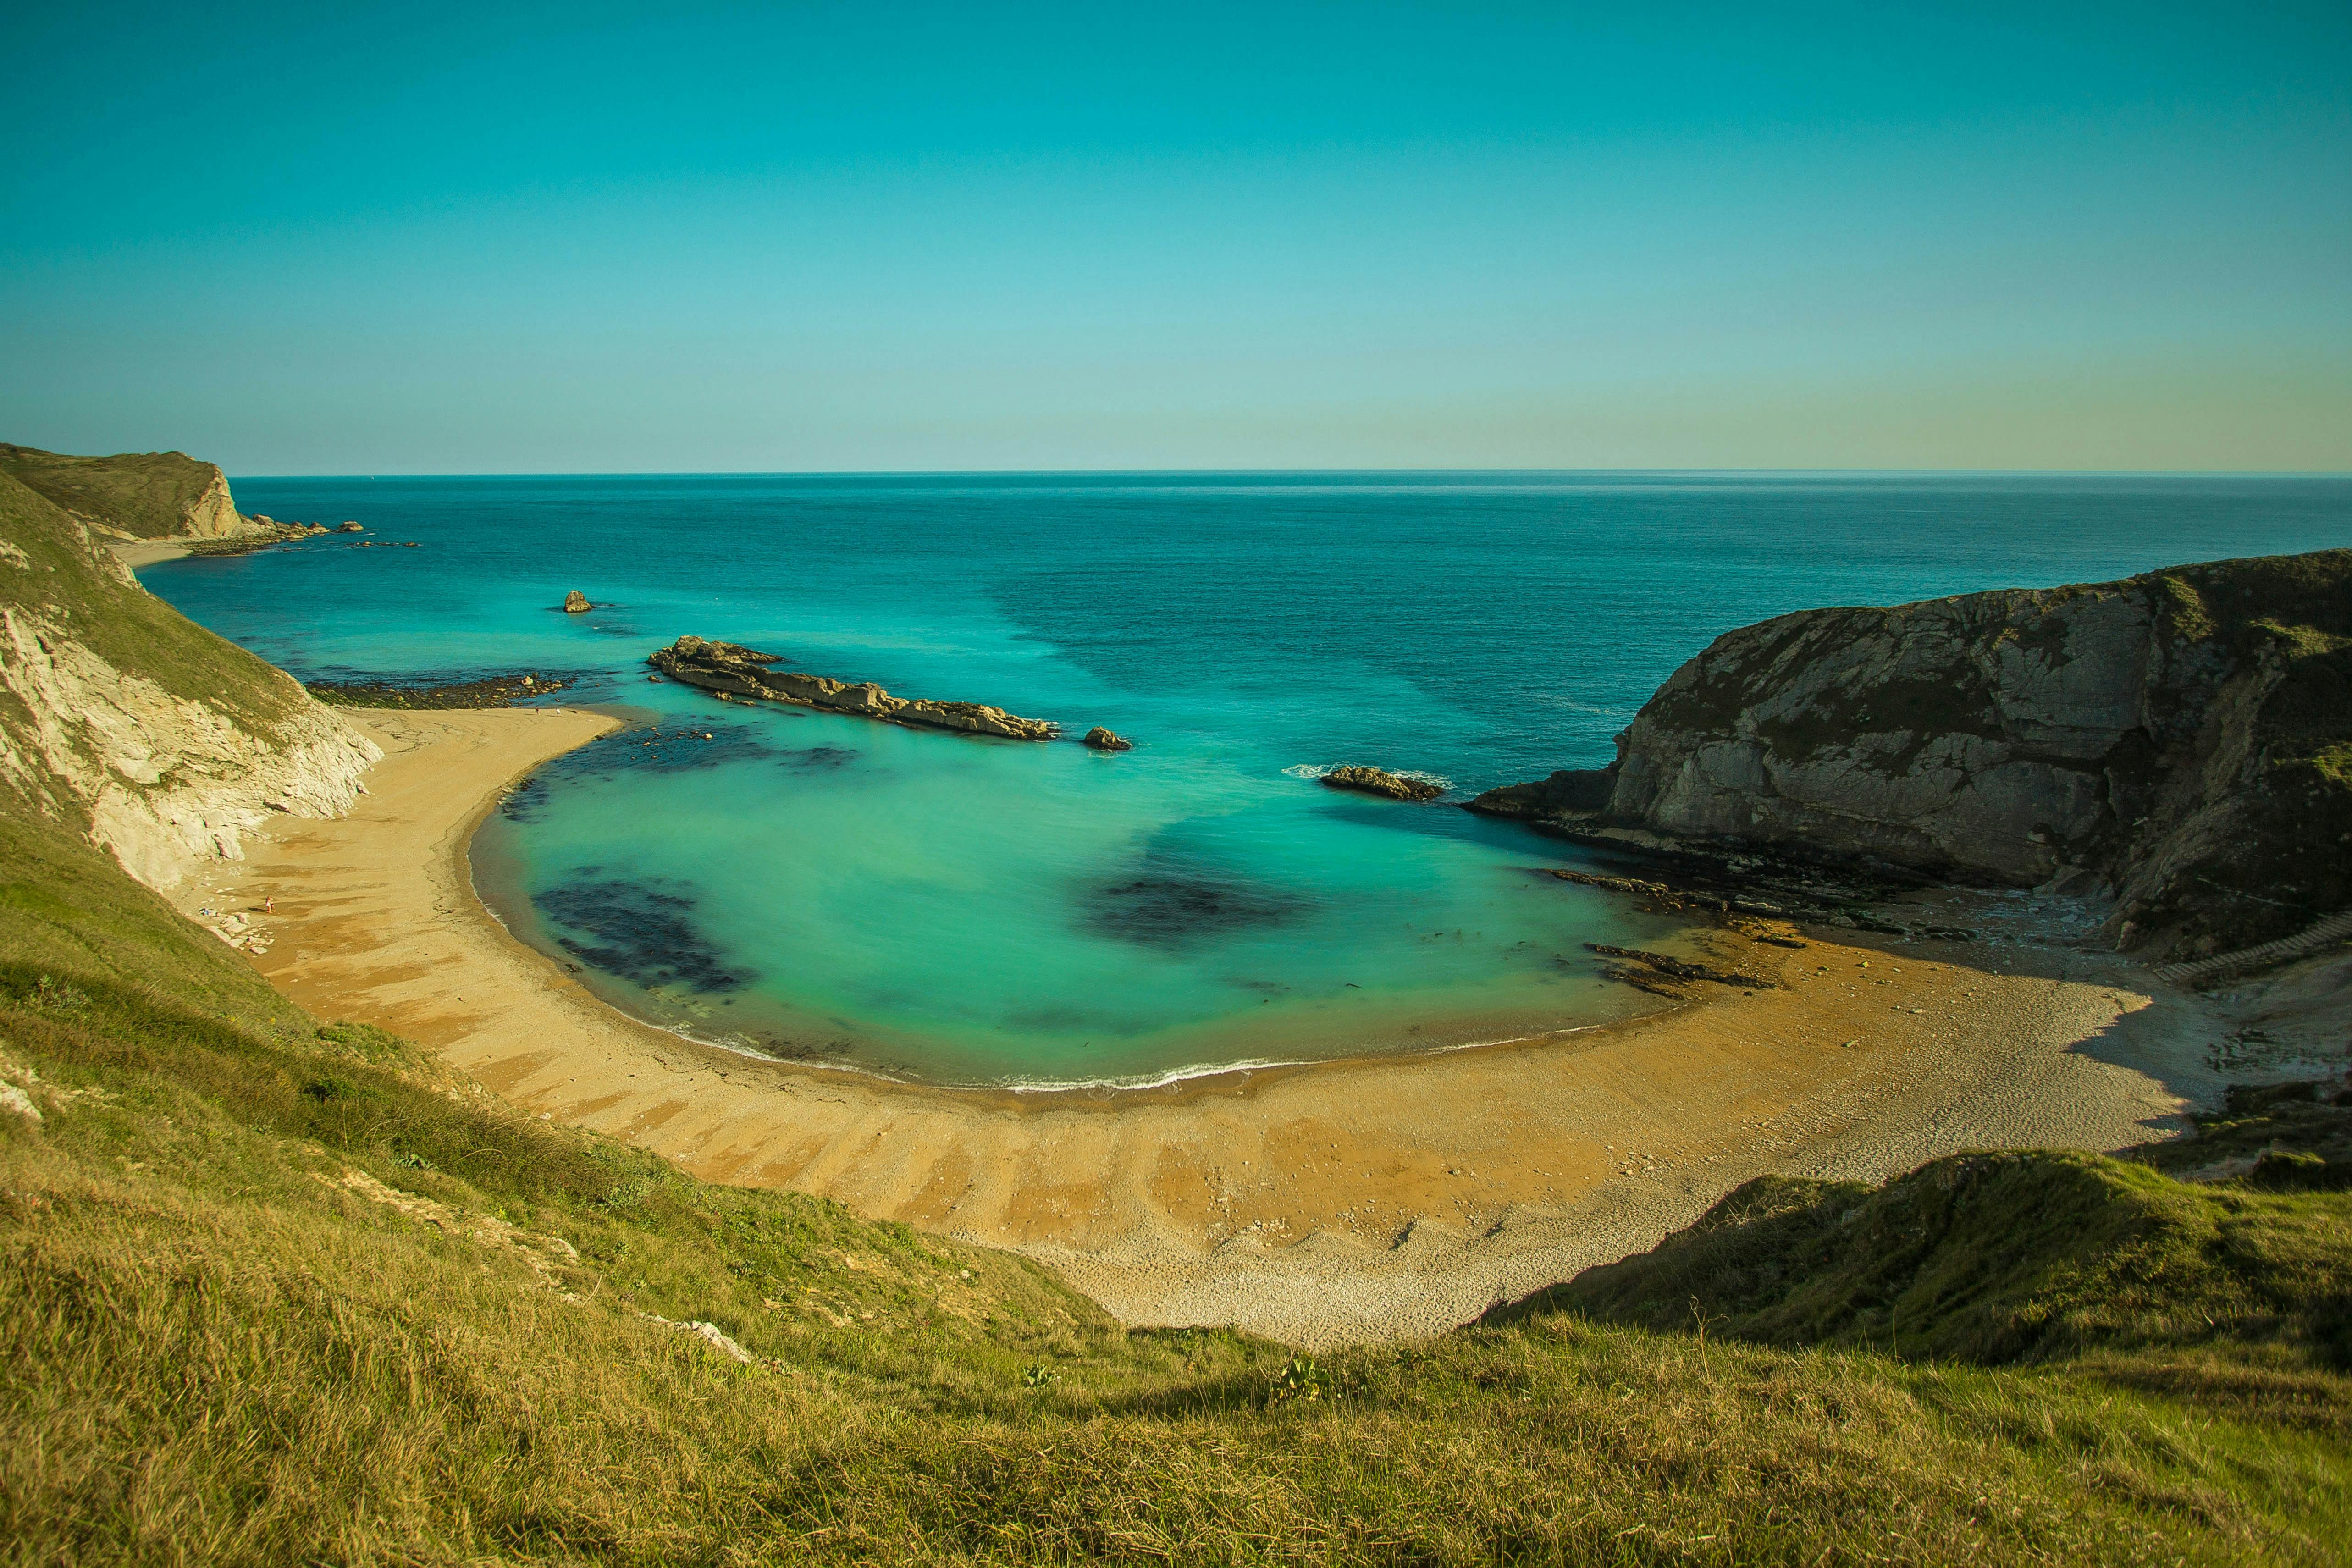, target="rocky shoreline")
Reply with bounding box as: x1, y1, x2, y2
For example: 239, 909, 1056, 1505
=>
307, 672, 580, 709
649, 635, 1061, 740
